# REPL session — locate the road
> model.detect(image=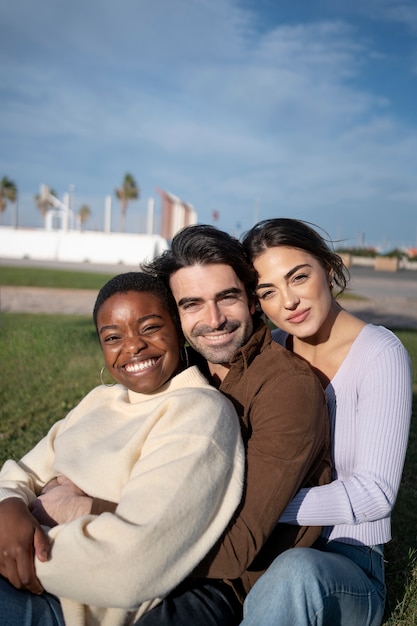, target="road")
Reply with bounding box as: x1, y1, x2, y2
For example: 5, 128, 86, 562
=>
347, 265, 417, 300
